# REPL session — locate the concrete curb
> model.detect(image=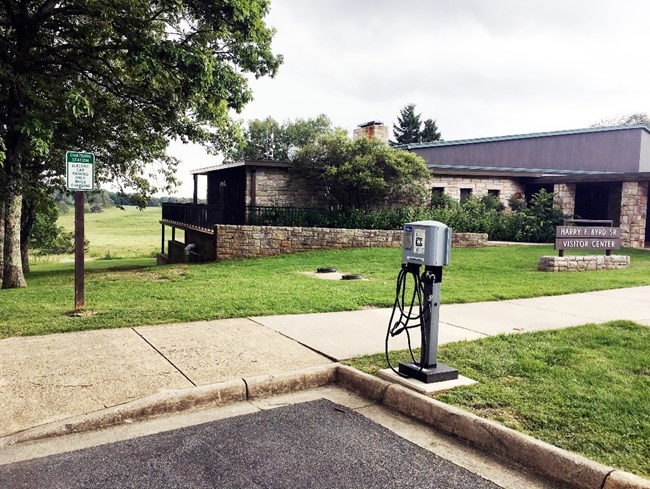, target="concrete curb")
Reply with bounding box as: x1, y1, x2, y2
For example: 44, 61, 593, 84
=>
0, 378, 247, 449
335, 365, 650, 489
344, 365, 650, 489
335, 364, 391, 402
245, 364, 338, 399
603, 471, 650, 489
0, 365, 336, 449
1, 364, 648, 489
381, 383, 612, 489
